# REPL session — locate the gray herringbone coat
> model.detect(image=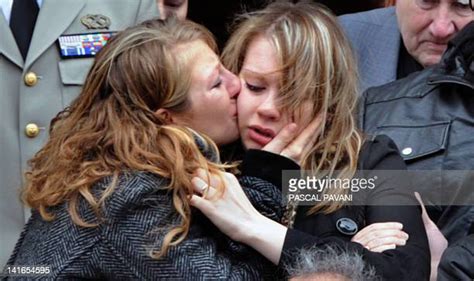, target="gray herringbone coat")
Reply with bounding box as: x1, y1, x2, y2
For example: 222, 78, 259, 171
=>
0, 0, 159, 265
6, 171, 282, 280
